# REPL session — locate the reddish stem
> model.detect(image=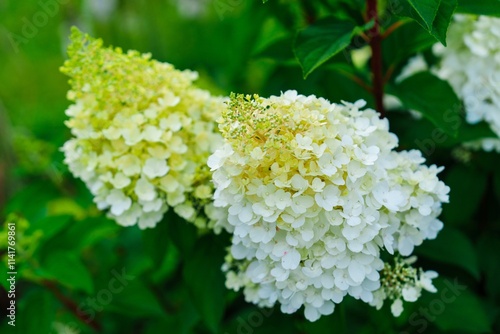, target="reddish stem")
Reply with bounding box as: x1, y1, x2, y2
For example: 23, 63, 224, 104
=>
367, 0, 386, 118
